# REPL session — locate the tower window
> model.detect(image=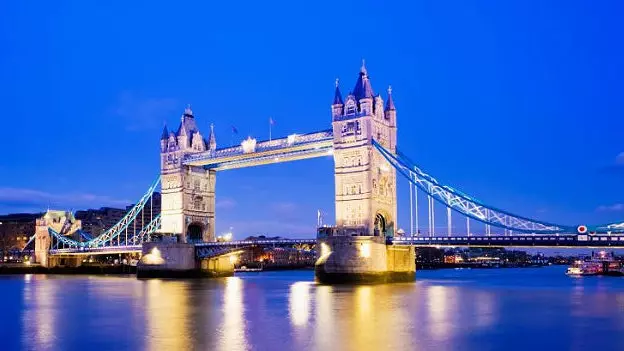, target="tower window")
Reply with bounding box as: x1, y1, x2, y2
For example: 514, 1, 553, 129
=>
193, 196, 203, 210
